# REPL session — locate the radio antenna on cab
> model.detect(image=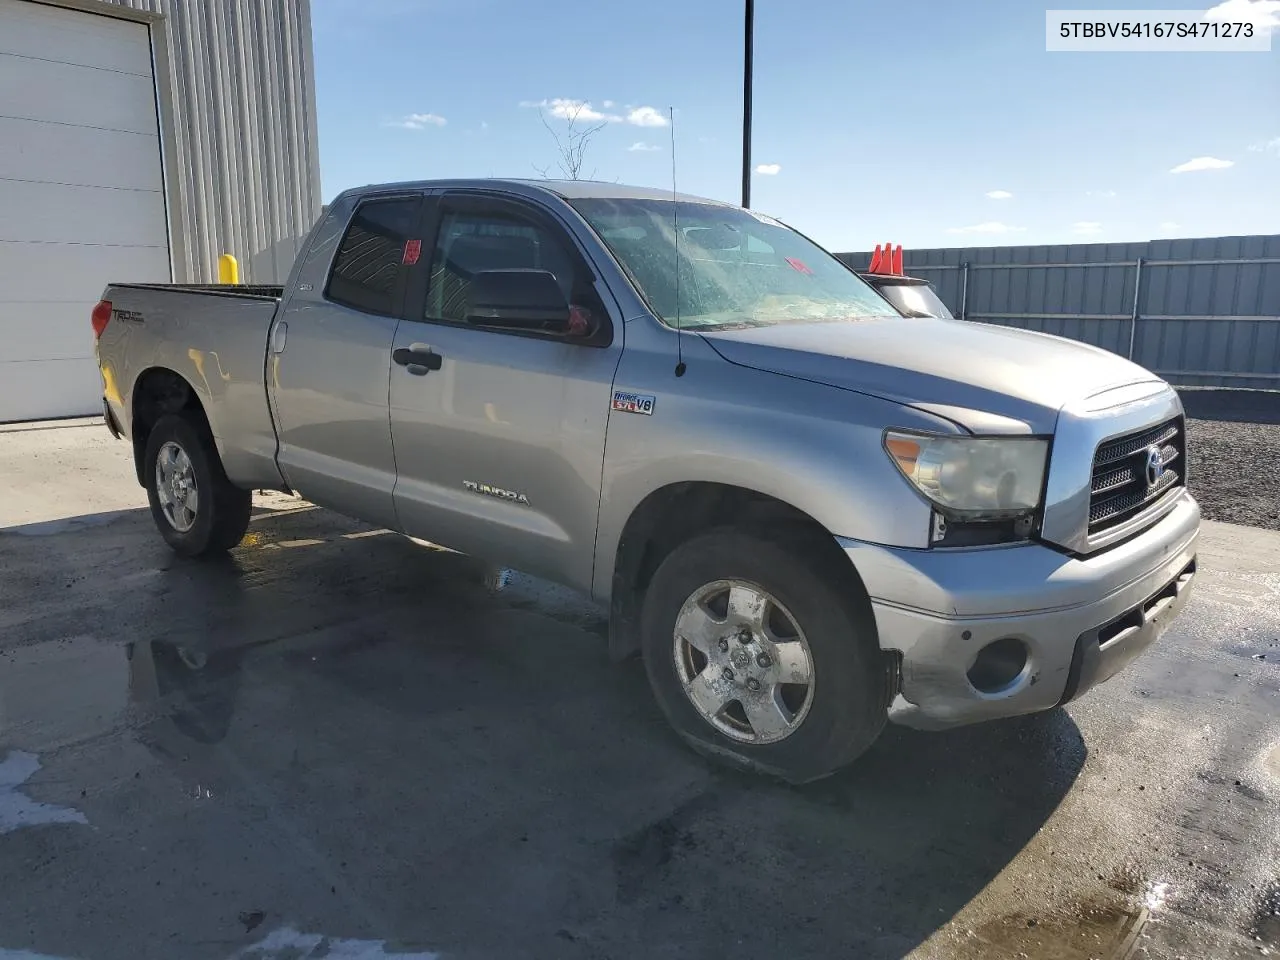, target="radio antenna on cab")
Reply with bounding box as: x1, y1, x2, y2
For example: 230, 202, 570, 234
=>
669, 106, 686, 377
